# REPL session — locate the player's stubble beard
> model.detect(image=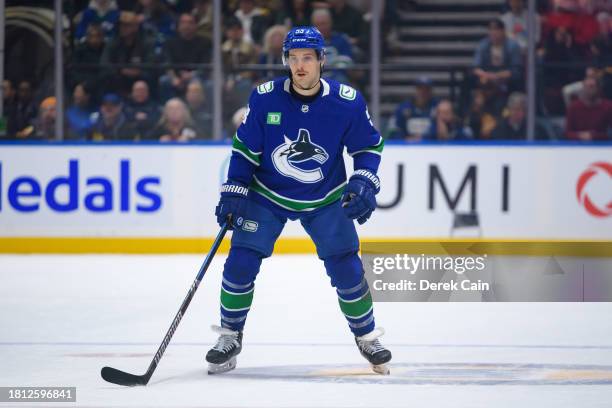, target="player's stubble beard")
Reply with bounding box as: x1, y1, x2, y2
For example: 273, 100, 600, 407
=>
291, 63, 323, 94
